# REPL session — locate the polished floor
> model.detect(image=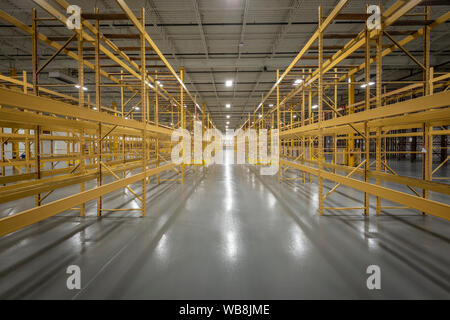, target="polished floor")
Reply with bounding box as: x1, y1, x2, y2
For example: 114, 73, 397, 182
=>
0, 151, 449, 299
